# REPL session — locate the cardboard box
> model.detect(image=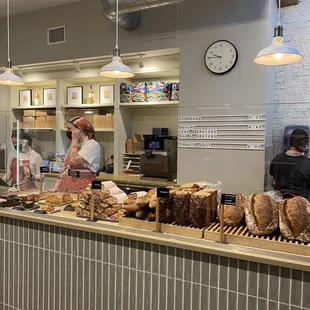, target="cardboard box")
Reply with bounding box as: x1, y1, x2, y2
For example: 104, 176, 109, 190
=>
133, 134, 141, 154
35, 111, 47, 117
125, 138, 133, 154
23, 122, 35, 129
24, 110, 36, 117
36, 116, 46, 123
46, 116, 56, 123
46, 121, 56, 128
94, 115, 106, 128
23, 116, 35, 123
35, 121, 46, 128
106, 113, 113, 128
